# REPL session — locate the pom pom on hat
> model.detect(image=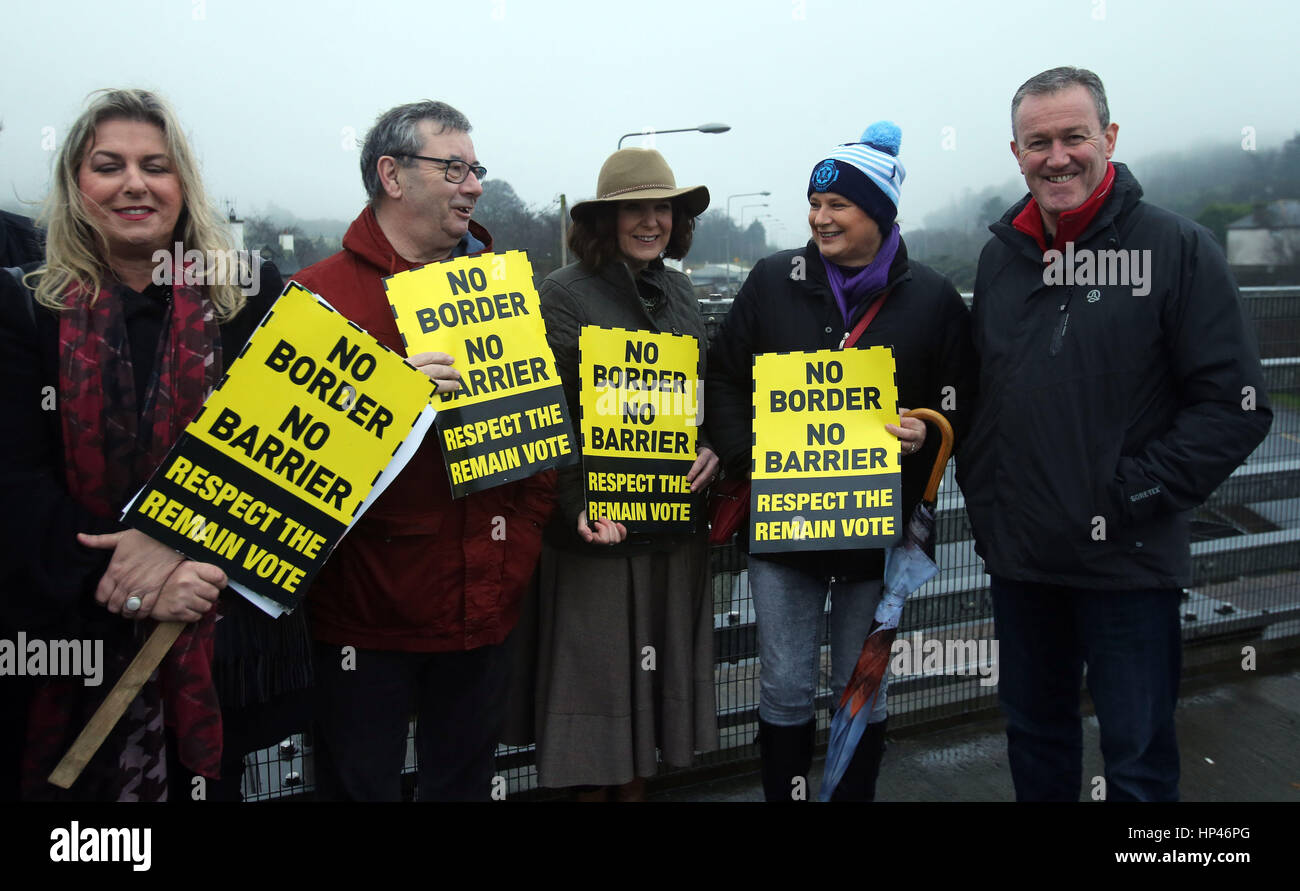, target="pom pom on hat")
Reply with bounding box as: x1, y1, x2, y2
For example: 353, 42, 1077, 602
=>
808, 120, 908, 229
861, 121, 902, 157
